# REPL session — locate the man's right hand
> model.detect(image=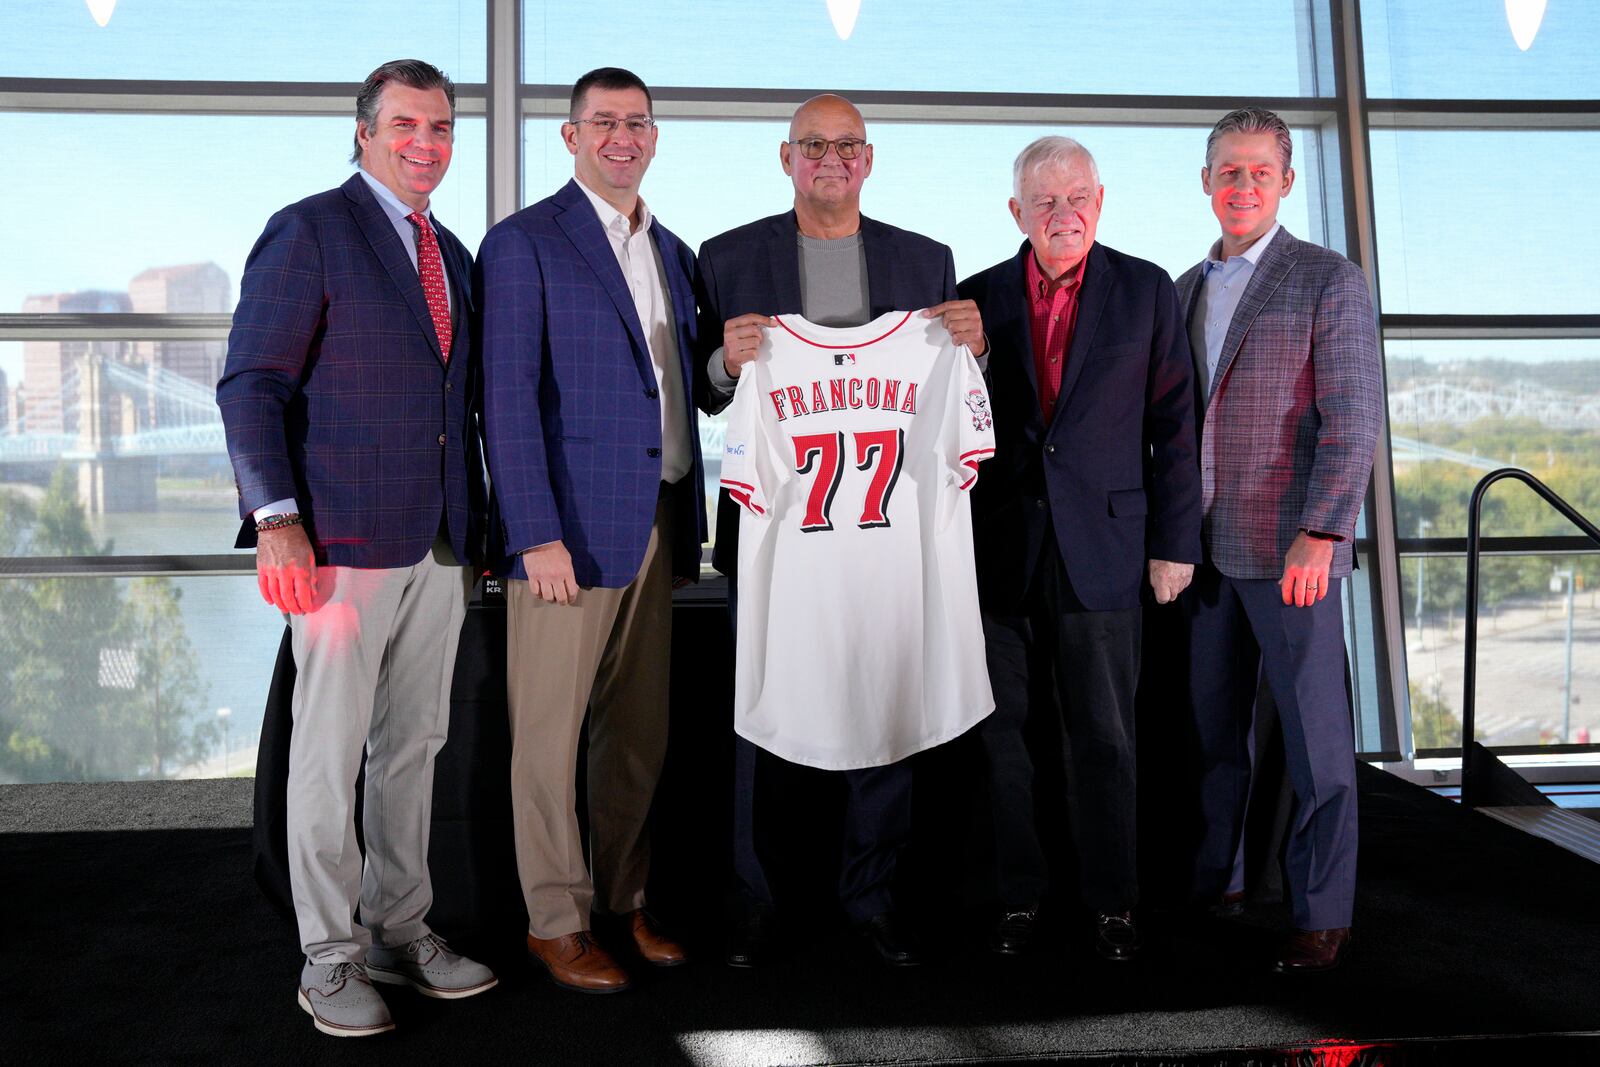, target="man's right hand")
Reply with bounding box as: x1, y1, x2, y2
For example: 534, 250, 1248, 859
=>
722, 313, 776, 378
523, 540, 579, 605
257, 523, 318, 615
